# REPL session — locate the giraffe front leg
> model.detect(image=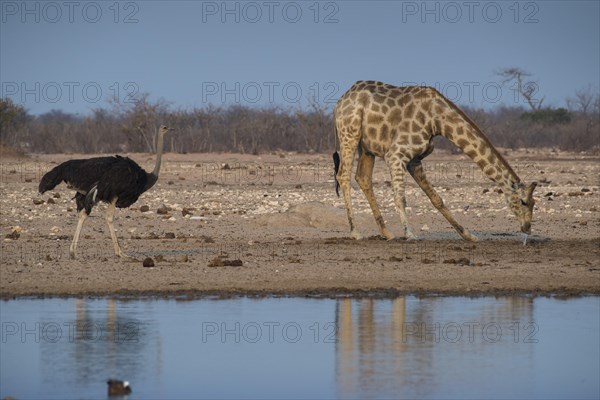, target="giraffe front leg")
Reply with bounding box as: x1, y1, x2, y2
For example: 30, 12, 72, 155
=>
355, 150, 394, 240
385, 155, 416, 240
408, 161, 478, 242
